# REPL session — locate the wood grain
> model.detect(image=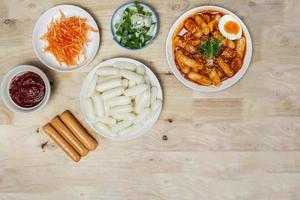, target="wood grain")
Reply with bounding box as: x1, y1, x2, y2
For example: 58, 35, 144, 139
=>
1, 0, 300, 199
